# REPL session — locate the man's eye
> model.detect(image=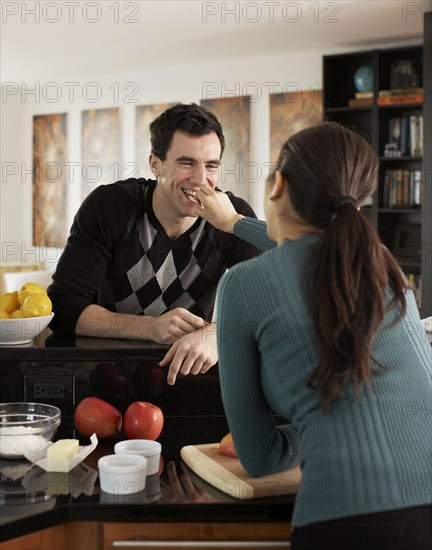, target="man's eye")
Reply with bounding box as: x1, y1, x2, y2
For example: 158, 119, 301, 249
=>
179, 161, 193, 168
206, 164, 220, 173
